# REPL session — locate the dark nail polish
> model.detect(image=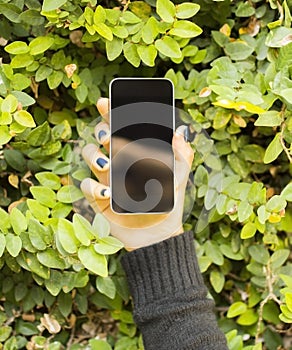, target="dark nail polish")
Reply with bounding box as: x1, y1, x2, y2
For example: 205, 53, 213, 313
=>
184, 126, 190, 142
98, 130, 107, 141
96, 157, 107, 168
101, 188, 107, 196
